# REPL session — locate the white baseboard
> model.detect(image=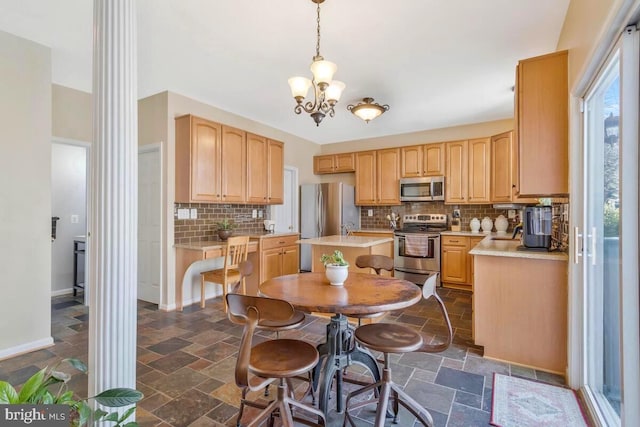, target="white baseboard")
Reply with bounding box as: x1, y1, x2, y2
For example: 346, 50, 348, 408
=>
159, 303, 176, 311
51, 288, 74, 297
0, 337, 54, 361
